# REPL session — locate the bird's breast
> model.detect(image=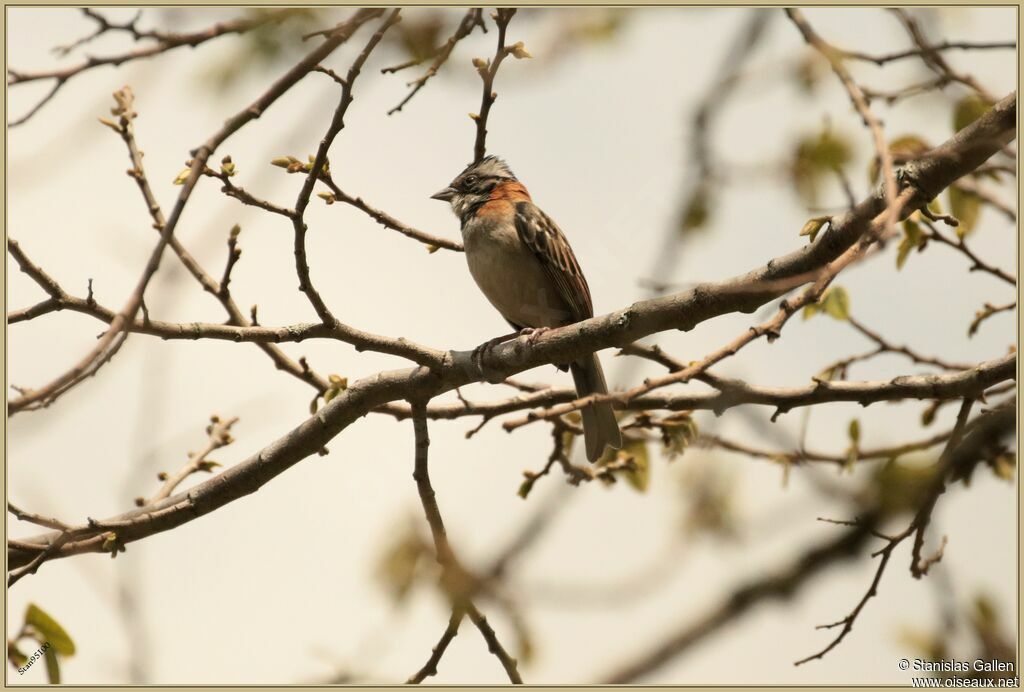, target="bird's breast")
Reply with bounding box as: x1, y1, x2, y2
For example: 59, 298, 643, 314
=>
461, 214, 573, 329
